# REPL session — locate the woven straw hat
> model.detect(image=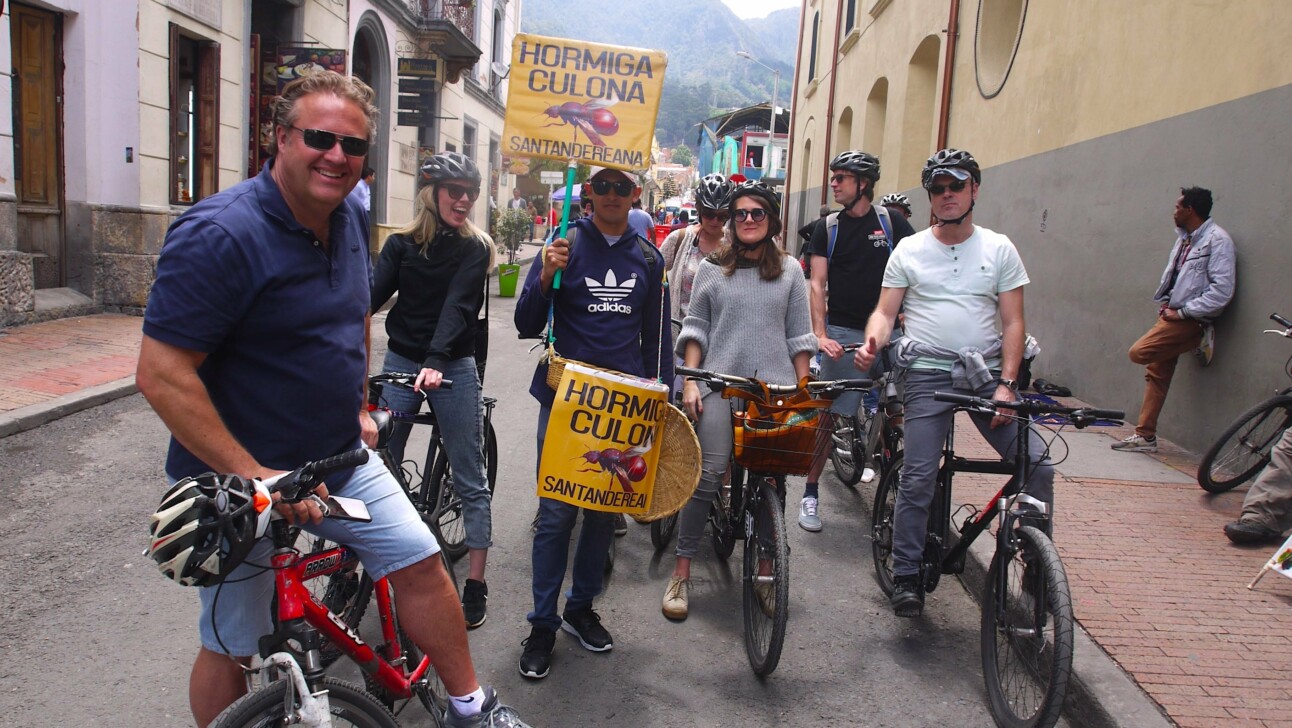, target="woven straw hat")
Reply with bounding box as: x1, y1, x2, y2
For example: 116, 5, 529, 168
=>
633, 404, 701, 523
